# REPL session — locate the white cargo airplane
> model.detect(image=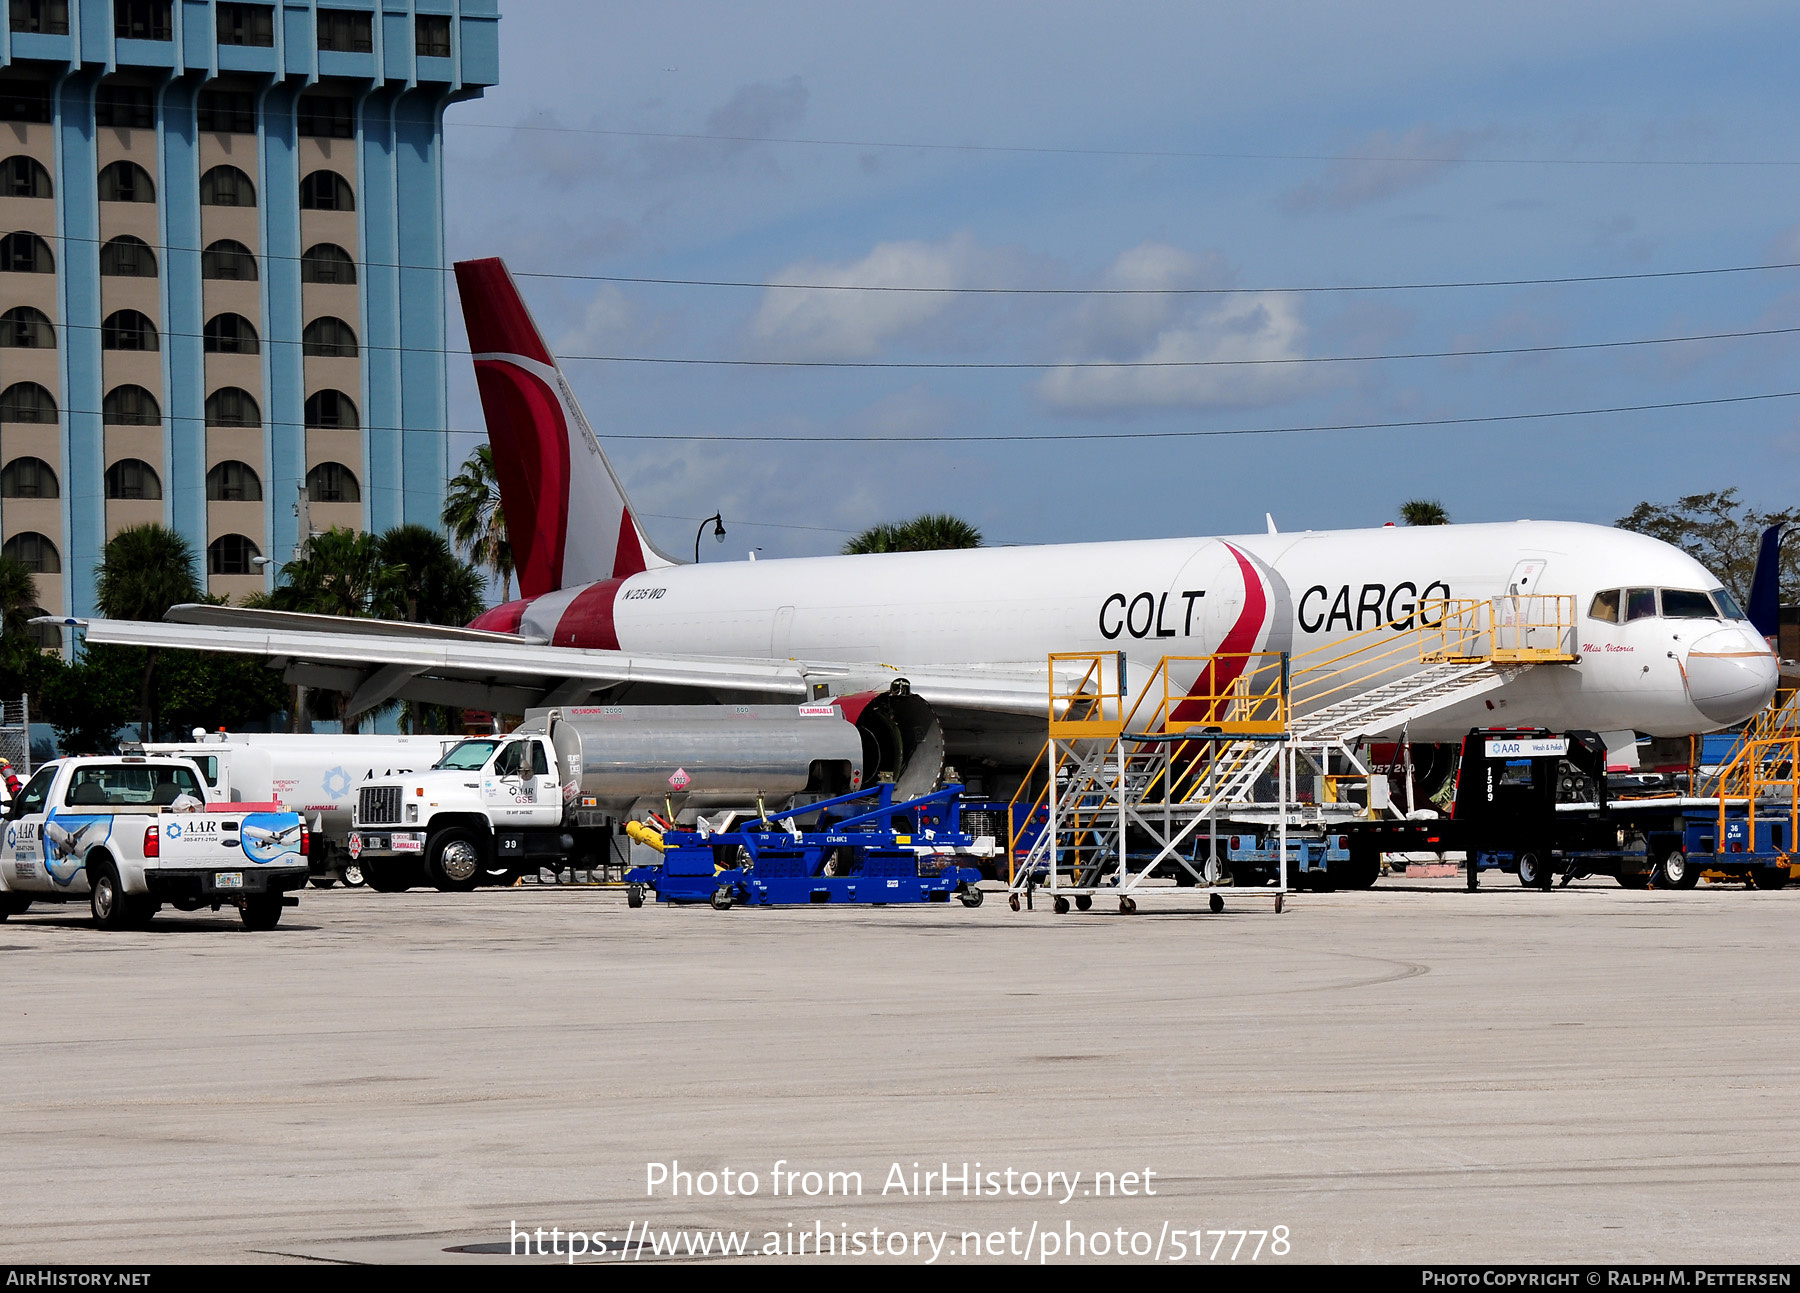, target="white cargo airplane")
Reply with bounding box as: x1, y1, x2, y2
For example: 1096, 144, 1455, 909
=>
68, 259, 1778, 786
